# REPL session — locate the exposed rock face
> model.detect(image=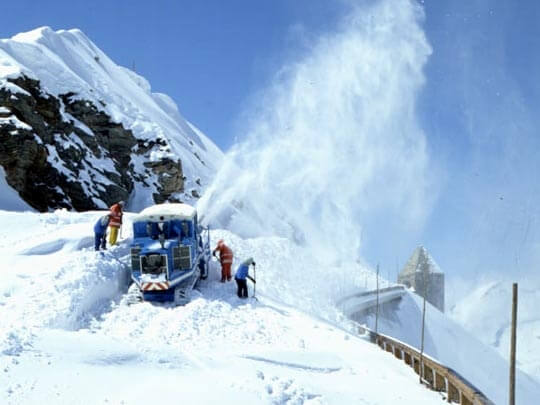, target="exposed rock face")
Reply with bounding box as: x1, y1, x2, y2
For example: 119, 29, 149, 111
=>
143, 158, 184, 204
0, 75, 185, 211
